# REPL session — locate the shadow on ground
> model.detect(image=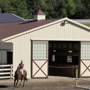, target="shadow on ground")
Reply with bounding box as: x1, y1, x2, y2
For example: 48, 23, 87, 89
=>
0, 85, 8, 88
